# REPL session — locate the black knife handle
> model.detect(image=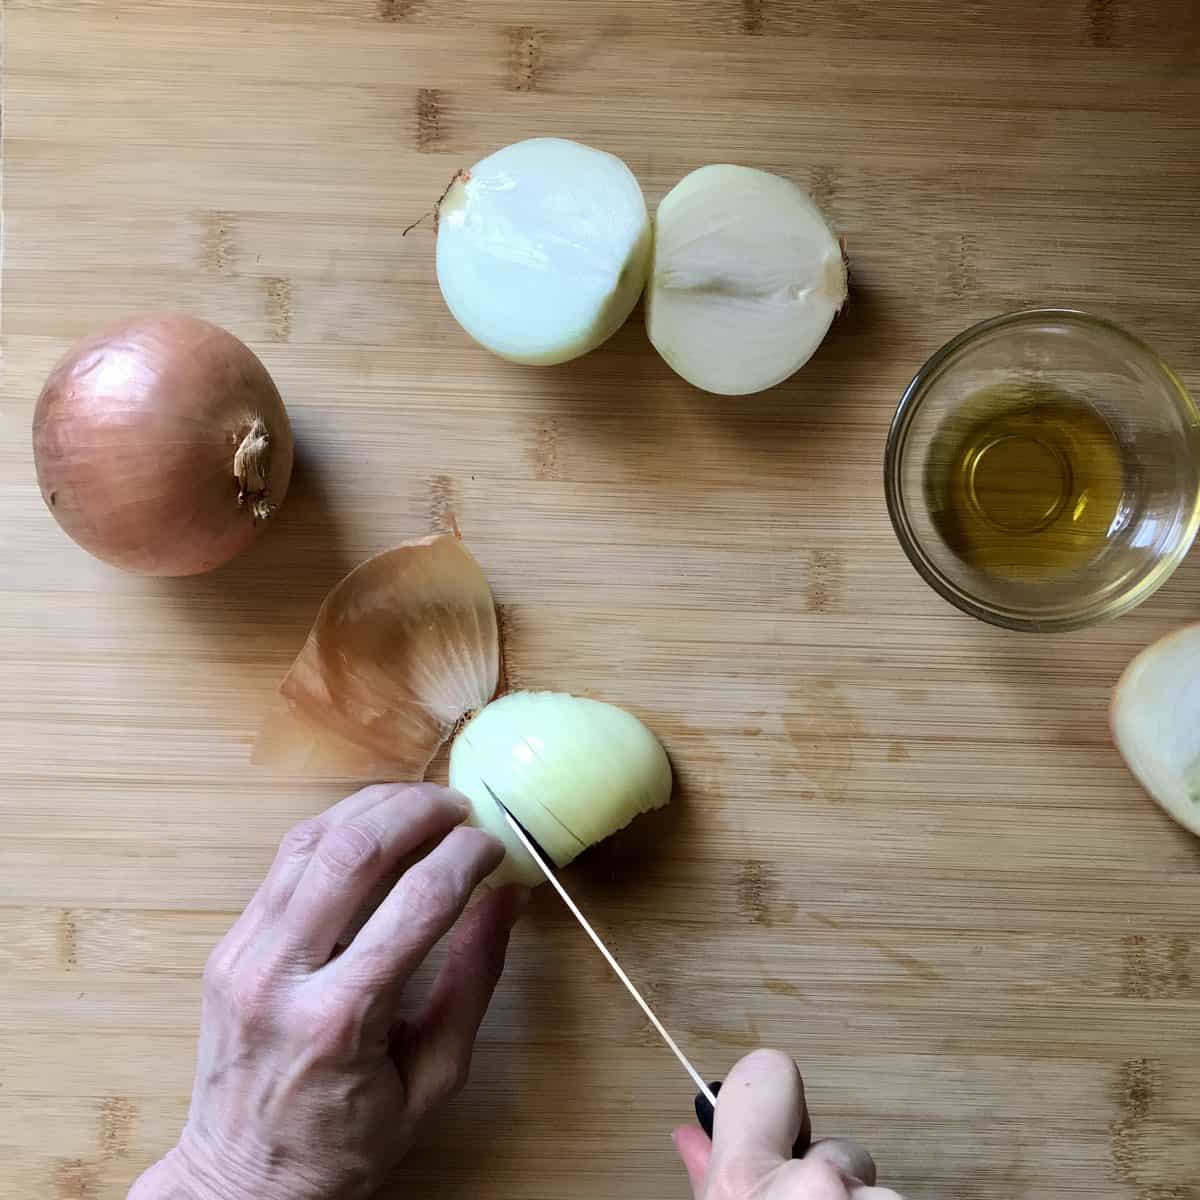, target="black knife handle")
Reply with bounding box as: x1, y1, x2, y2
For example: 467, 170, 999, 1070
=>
694, 1082, 811, 1159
